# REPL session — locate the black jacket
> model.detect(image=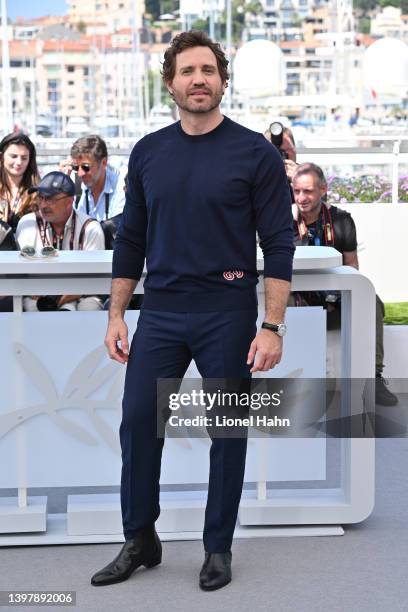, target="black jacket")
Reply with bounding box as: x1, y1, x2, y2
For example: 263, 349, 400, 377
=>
294, 204, 357, 254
